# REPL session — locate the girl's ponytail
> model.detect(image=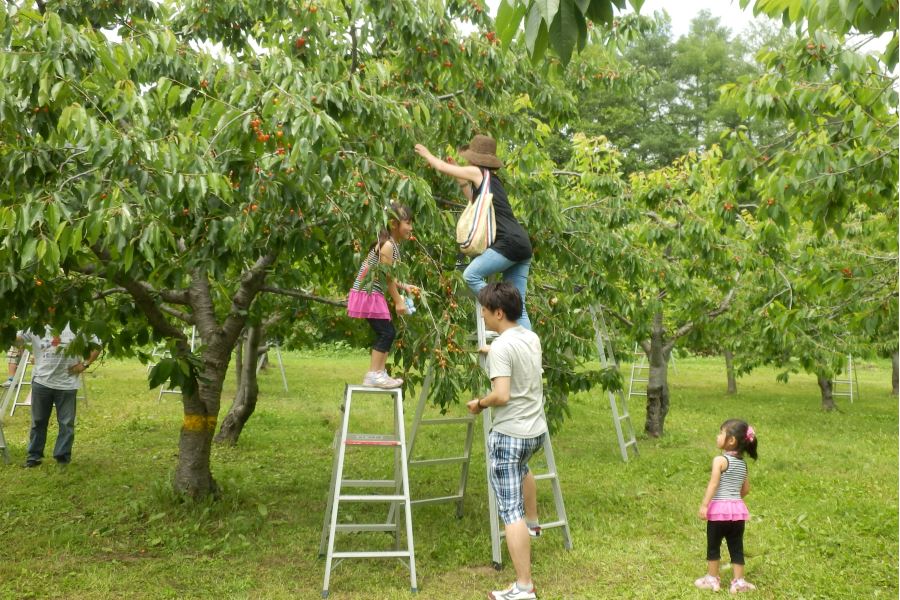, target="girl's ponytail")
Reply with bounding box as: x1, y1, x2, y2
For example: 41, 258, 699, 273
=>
721, 419, 758, 461
371, 202, 414, 252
